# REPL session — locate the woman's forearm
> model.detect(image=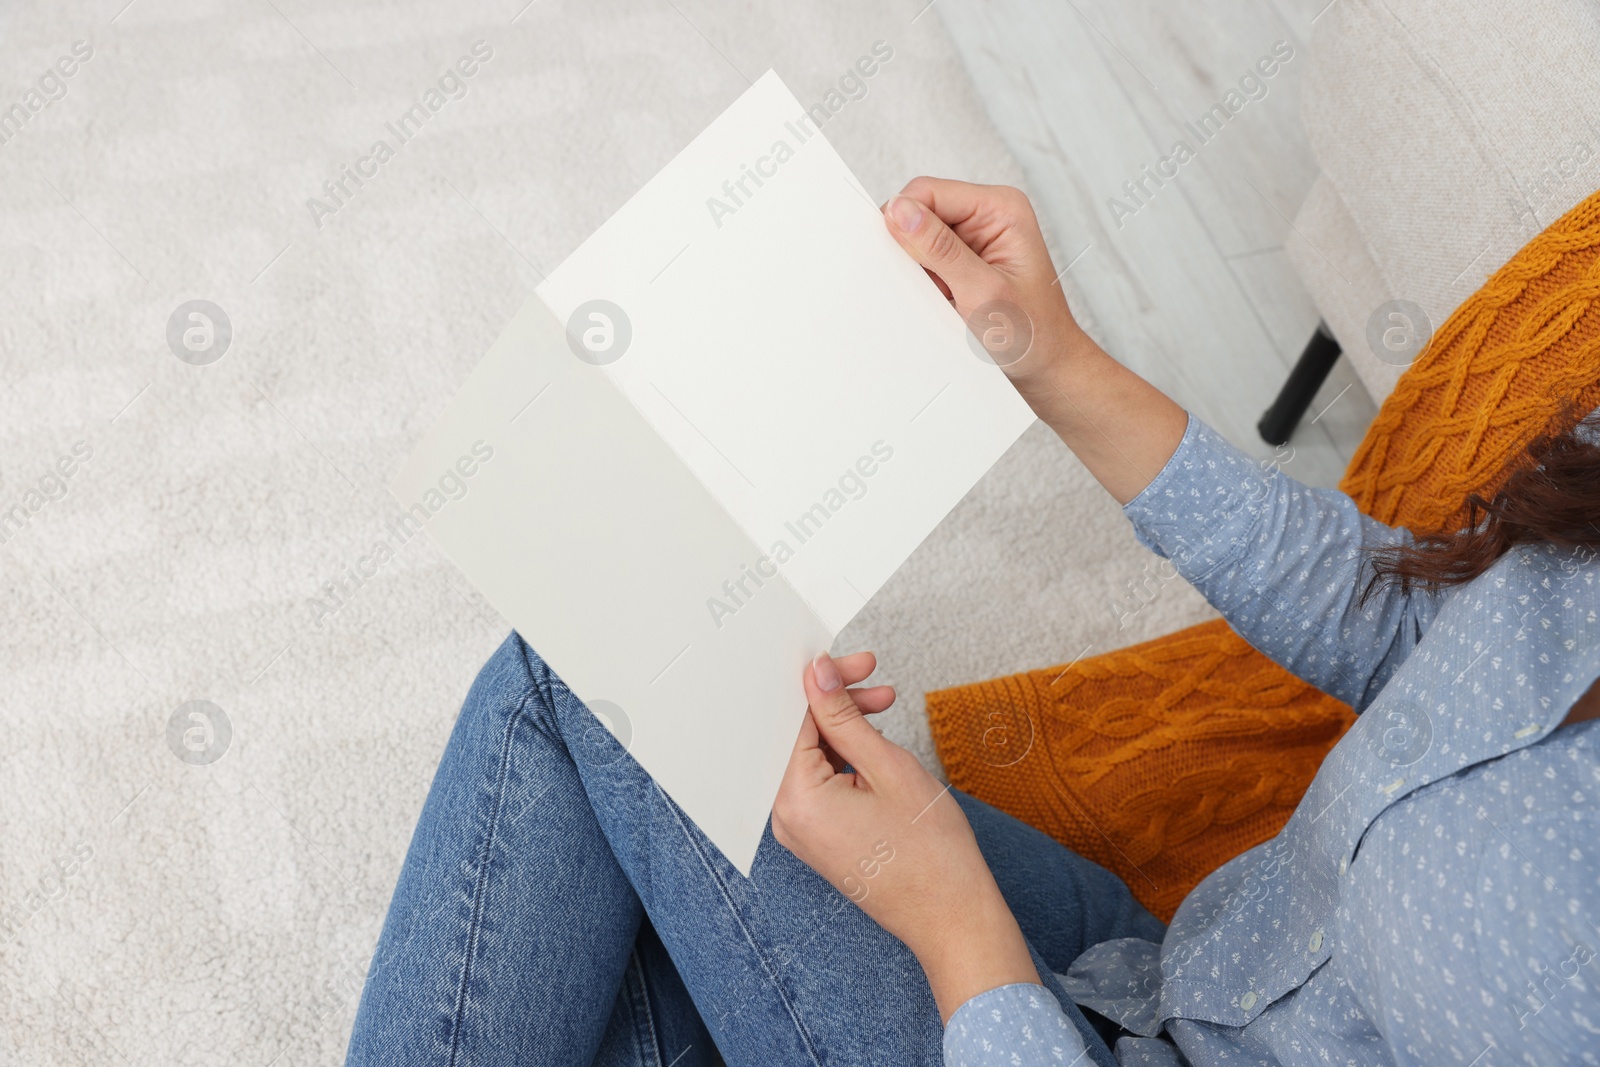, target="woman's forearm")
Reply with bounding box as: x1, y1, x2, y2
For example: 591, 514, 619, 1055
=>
1011, 327, 1189, 506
